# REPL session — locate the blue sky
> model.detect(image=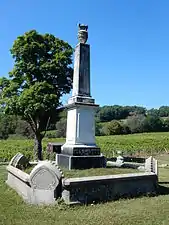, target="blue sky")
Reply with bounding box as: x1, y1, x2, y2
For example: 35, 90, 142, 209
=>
1, 0, 169, 109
